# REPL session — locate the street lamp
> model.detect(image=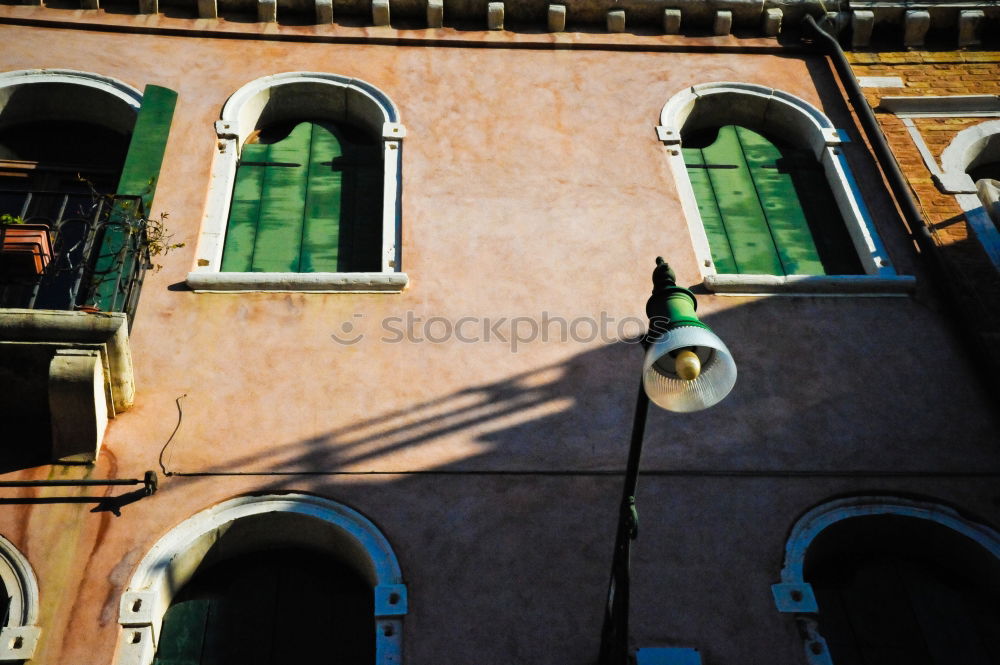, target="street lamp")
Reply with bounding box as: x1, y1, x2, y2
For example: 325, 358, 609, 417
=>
598, 257, 737, 665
